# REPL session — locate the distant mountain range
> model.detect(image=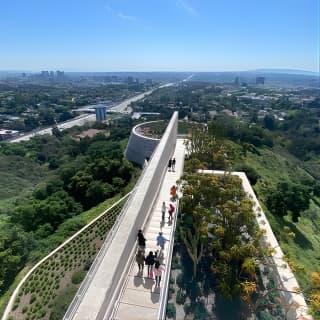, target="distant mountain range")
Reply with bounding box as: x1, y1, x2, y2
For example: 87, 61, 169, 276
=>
252, 69, 318, 76
0, 69, 318, 76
